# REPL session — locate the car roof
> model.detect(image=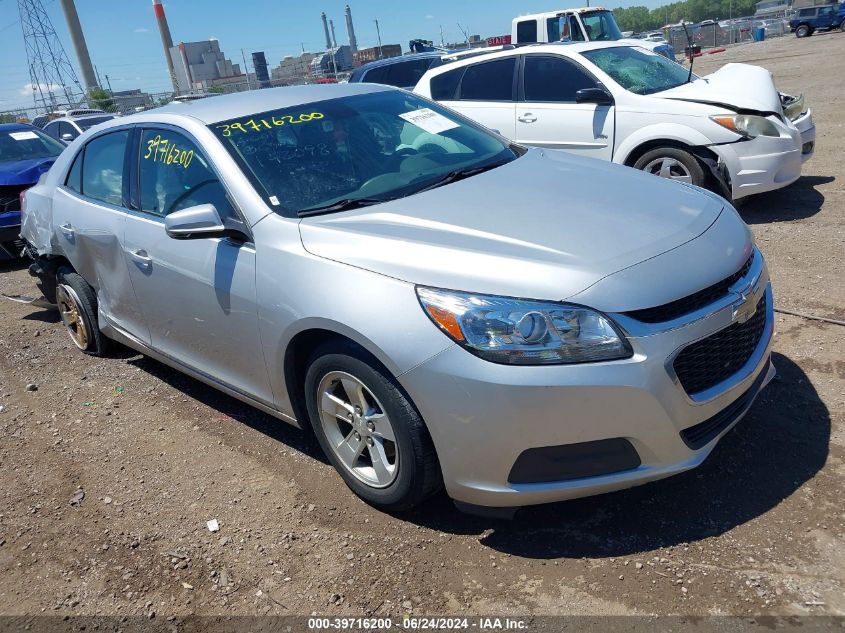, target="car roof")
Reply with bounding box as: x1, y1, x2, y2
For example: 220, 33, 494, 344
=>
356, 51, 444, 72
120, 83, 394, 126
0, 122, 37, 132
421, 40, 644, 74
48, 113, 116, 124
